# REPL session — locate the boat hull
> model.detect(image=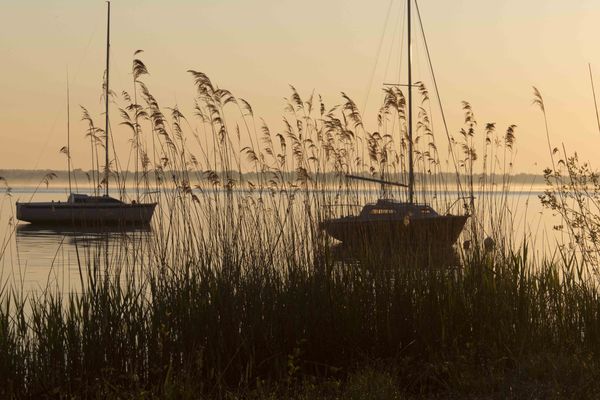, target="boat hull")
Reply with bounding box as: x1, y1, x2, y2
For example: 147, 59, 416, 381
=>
16, 202, 157, 226
320, 215, 468, 250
